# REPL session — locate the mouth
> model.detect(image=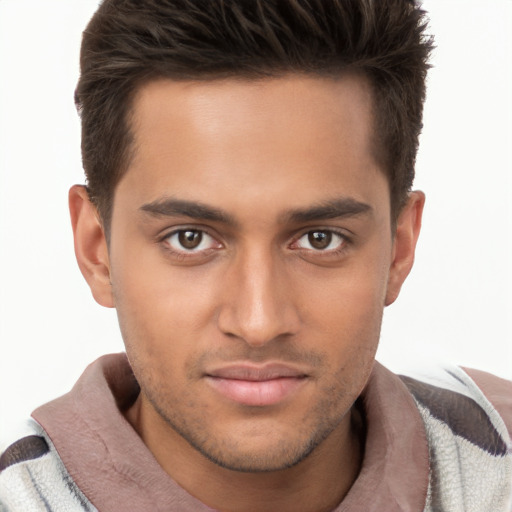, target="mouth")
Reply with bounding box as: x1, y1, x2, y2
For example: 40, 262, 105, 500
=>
204, 363, 309, 407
